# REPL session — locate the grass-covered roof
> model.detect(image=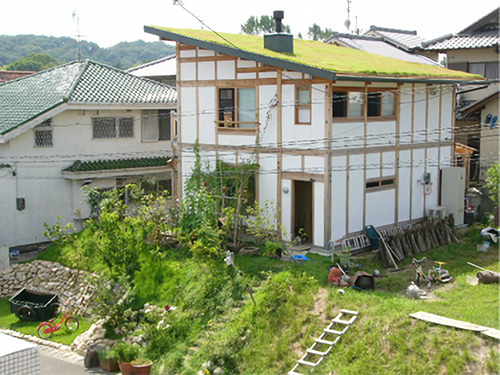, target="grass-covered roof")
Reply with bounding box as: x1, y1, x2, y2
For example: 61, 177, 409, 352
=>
146, 26, 482, 81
